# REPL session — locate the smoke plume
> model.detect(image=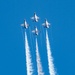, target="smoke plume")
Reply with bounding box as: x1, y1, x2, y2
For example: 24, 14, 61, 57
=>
25, 32, 34, 75
36, 38, 44, 75
46, 30, 56, 75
